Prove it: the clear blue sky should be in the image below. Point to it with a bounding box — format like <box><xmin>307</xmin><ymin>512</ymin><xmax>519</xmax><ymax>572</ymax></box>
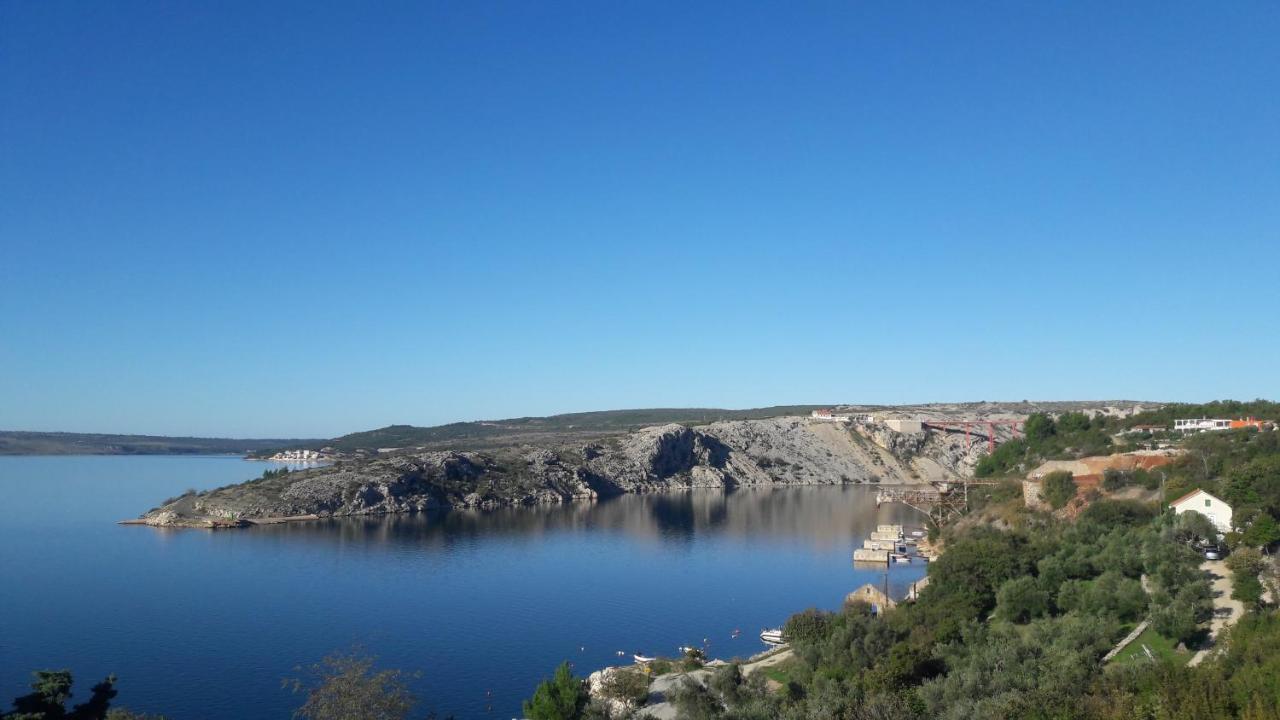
<box><xmin>2</xmin><ymin>2</ymin><xmax>1277</xmax><ymax>438</ymax></box>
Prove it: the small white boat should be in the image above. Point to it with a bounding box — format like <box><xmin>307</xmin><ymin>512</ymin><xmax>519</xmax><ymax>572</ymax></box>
<box><xmin>760</xmin><ymin>628</ymin><xmax>786</xmax><ymax>646</ymax></box>
<box><xmin>893</xmin><ymin>553</ymin><xmax>912</xmax><ymax>563</ymax></box>
<box><xmin>910</xmin><ymin>530</ymin><xmax>925</xmax><ymax>538</ymax></box>
<box><xmin>634</xmin><ymin>653</ymin><xmax>656</xmax><ymax>664</ymax></box>
<box><xmin>677</xmin><ymin>645</ymin><xmax>695</xmax><ymax>654</ymax></box>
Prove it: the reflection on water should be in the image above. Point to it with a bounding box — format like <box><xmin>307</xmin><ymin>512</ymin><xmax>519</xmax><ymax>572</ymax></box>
<box><xmin>0</xmin><ymin>457</ymin><xmax>926</xmax><ymax>720</ymax></box>
<box><xmin>257</xmin><ymin>485</ymin><xmax>915</xmax><ymax>552</ymax></box>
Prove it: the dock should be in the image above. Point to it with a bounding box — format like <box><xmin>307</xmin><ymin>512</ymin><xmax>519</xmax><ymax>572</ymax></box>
<box><xmin>853</xmin><ymin>548</ymin><xmax>890</xmax><ymax>564</ymax></box>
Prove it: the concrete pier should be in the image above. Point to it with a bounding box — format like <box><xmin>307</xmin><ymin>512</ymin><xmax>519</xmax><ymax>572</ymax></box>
<box><xmin>853</xmin><ymin>549</ymin><xmax>890</xmax><ymax>564</ymax></box>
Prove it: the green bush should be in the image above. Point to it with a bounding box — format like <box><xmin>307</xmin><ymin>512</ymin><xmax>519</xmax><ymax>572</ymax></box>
<box><xmin>1226</xmin><ymin>547</ymin><xmax>1265</xmax><ymax>577</ymax></box>
<box><xmin>1232</xmin><ymin>574</ymin><xmax>1264</xmax><ymax>607</ymax></box>
<box><xmin>995</xmin><ymin>576</ymin><xmax>1049</xmax><ymax>623</ymax></box>
<box><xmin>1042</xmin><ymin>471</ymin><xmax>1078</xmax><ymax>510</ymax></box>
<box><xmin>522</xmin><ymin>662</ymin><xmax>587</xmax><ymax>720</ymax></box>
<box><xmin>598</xmin><ymin>669</ymin><xmax>649</xmax><ymax>706</ymax></box>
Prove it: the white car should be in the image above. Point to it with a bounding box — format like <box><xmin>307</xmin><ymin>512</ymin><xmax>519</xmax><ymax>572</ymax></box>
<box><xmin>1204</xmin><ymin>549</ymin><xmax>1222</xmax><ymax>561</ymax></box>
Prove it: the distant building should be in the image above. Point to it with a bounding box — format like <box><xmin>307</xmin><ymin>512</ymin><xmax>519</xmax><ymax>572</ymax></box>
<box><xmin>846</xmin><ymin>583</ymin><xmax>896</xmax><ymax>615</ymax></box>
<box><xmin>811</xmin><ymin>409</ymin><xmax>873</xmax><ymax>423</ymax></box>
<box><xmin>268</xmin><ymin>448</ymin><xmax>329</xmax><ymax>462</ymax></box>
<box><xmin>1170</xmin><ymin>488</ymin><xmax>1233</xmax><ymax>533</ymax></box>
<box><xmin>883</xmin><ymin>419</ymin><xmax>923</xmax><ymax>434</ymax></box>
<box><xmin>904</xmin><ymin>576</ymin><xmax>930</xmax><ymax>602</ymax></box>
<box><xmin>1174</xmin><ymin>417</ymin><xmax>1267</xmax><ymax>433</ymax></box>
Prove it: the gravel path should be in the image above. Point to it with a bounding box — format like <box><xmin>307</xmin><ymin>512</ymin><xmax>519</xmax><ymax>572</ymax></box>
<box><xmin>1189</xmin><ymin>559</ymin><xmax>1245</xmax><ymax>667</ymax></box>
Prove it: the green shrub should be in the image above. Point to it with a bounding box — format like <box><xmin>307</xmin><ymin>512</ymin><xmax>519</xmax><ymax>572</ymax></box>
<box><xmin>523</xmin><ymin>662</ymin><xmax>587</xmax><ymax>720</ymax></box>
<box><xmin>1232</xmin><ymin>574</ymin><xmax>1264</xmax><ymax>608</ymax></box>
<box><xmin>995</xmin><ymin>576</ymin><xmax>1049</xmax><ymax>623</ymax></box>
<box><xmin>599</xmin><ymin>669</ymin><xmax>649</xmax><ymax>706</ymax></box>
<box><xmin>1043</xmin><ymin>471</ymin><xmax>1077</xmax><ymax>509</ymax></box>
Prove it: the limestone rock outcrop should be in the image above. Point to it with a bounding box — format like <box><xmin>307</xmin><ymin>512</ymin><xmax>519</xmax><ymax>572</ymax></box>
<box><xmin>137</xmin><ymin>416</ymin><xmax>983</xmax><ymax>527</ymax></box>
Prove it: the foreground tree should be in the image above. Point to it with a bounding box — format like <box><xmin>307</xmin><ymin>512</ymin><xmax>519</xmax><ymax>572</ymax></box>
<box><xmin>286</xmin><ymin>651</ymin><xmax>416</xmax><ymax>720</ymax></box>
<box><xmin>3</xmin><ymin>670</ymin><xmax>122</xmax><ymax>720</ymax></box>
<box><xmin>522</xmin><ymin>662</ymin><xmax>587</xmax><ymax>720</ymax></box>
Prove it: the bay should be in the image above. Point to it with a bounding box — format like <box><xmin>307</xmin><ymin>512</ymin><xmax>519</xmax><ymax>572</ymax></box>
<box><xmin>0</xmin><ymin>456</ymin><xmax>926</xmax><ymax>718</ymax></box>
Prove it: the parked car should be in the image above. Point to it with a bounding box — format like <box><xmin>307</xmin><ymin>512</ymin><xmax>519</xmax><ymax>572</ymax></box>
<box><xmin>1204</xmin><ymin>549</ymin><xmax>1222</xmax><ymax>561</ymax></box>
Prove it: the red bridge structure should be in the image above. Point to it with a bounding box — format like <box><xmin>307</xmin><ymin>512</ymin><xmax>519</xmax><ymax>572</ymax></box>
<box><xmin>920</xmin><ymin>419</ymin><xmax>1024</xmax><ymax>452</ymax></box>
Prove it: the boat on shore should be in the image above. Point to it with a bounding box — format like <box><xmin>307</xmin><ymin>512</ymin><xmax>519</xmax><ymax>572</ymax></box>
<box><xmin>760</xmin><ymin>628</ymin><xmax>786</xmax><ymax>646</ymax></box>
<box><xmin>634</xmin><ymin>653</ymin><xmax>656</xmax><ymax>663</ymax></box>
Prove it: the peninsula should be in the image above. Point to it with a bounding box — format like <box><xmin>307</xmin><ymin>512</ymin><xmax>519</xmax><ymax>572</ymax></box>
<box><xmin>130</xmin><ymin>401</ymin><xmax>1151</xmax><ymax>528</ymax></box>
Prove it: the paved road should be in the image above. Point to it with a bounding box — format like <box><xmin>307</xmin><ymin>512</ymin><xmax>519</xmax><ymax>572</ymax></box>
<box><xmin>1189</xmin><ymin>559</ymin><xmax>1245</xmax><ymax>666</ymax></box>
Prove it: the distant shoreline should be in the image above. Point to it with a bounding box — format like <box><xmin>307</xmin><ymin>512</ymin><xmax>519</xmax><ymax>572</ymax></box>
<box><xmin>0</xmin><ymin>430</ymin><xmax>319</xmax><ymax>457</ymax></box>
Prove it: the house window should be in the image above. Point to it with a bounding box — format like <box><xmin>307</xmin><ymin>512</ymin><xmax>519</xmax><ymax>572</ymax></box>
<box><xmin>1205</xmin><ymin>499</ymin><xmax>1211</xmax><ymax>508</ymax></box>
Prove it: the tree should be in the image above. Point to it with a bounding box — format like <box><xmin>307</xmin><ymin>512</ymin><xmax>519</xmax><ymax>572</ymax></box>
<box><xmin>995</xmin><ymin>576</ymin><xmax>1049</xmax><ymax>623</ymax></box>
<box><xmin>3</xmin><ymin>670</ymin><xmax>122</xmax><ymax>720</ymax></box>
<box><xmin>1057</xmin><ymin>412</ymin><xmax>1091</xmax><ymax>434</ymax></box>
<box><xmin>1242</xmin><ymin>513</ymin><xmax>1280</xmax><ymax>549</ymax></box>
<box><xmin>1151</xmin><ymin>596</ymin><xmax>1199</xmax><ymax>645</ymax></box>
<box><xmin>286</xmin><ymin>651</ymin><xmax>416</xmax><ymax>720</ymax></box>
<box><xmin>1174</xmin><ymin>510</ymin><xmax>1220</xmax><ymax>545</ymax></box>
<box><xmin>1042</xmin><ymin>471</ymin><xmax>1077</xmax><ymax>510</ymax></box>
<box><xmin>522</xmin><ymin>662</ymin><xmax>587</xmax><ymax>720</ymax></box>
<box><xmin>1024</xmin><ymin>413</ymin><xmax>1057</xmax><ymax>443</ymax></box>
<box><xmin>1102</xmin><ymin>469</ymin><xmax>1129</xmax><ymax>492</ymax></box>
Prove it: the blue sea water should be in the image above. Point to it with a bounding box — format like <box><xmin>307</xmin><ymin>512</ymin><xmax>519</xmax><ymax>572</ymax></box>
<box><xmin>0</xmin><ymin>455</ymin><xmax>925</xmax><ymax>718</ymax></box>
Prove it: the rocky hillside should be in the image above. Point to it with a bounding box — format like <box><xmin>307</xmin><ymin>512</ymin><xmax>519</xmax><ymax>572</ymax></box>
<box><xmin>134</xmin><ymin>416</ymin><xmax>984</xmax><ymax>527</ymax></box>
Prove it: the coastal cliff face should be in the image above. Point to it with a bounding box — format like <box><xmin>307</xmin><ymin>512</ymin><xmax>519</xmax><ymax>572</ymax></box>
<box><xmin>137</xmin><ymin>417</ymin><xmax>981</xmax><ymax>527</ymax></box>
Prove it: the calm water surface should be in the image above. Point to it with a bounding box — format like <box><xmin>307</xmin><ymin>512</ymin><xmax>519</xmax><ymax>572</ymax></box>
<box><xmin>0</xmin><ymin>456</ymin><xmax>925</xmax><ymax>718</ymax></box>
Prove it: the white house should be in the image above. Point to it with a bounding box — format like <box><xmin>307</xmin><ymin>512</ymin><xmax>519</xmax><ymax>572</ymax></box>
<box><xmin>1175</xmin><ymin>418</ymin><xmax>1232</xmax><ymax>432</ymax></box>
<box><xmin>1170</xmin><ymin>488</ymin><xmax>1233</xmax><ymax>534</ymax></box>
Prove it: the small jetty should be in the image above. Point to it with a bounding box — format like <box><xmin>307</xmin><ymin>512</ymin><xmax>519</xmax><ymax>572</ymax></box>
<box><xmin>853</xmin><ymin>525</ymin><xmax>933</xmax><ymax>565</ymax></box>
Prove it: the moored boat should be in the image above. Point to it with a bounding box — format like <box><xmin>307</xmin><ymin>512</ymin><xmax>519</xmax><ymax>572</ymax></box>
<box><xmin>760</xmin><ymin>628</ymin><xmax>786</xmax><ymax>646</ymax></box>
<box><xmin>634</xmin><ymin>653</ymin><xmax>656</xmax><ymax>663</ymax></box>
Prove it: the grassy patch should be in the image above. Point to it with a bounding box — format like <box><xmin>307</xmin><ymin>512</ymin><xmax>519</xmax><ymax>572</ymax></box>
<box><xmin>1109</xmin><ymin>625</ymin><xmax>1191</xmax><ymax>667</ymax></box>
<box><xmin>759</xmin><ymin>656</ymin><xmax>803</xmax><ymax>684</ymax></box>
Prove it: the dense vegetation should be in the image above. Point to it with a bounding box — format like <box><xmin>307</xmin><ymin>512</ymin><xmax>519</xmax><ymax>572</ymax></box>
<box><xmin>1123</xmin><ymin>400</ymin><xmax>1280</xmax><ymax>429</ymax></box>
<box><xmin>974</xmin><ymin>411</ymin><xmax>1119</xmax><ymax>477</ymax></box>
<box><xmin>521</xmin><ymin>402</ymin><xmax>1280</xmax><ymax>720</ymax></box>
<box><xmin>612</xmin><ymin>498</ymin><xmax>1275</xmax><ymax>720</ymax></box>
<box><xmin>1151</xmin><ymin>428</ymin><xmax>1280</xmax><ymax>549</ymax></box>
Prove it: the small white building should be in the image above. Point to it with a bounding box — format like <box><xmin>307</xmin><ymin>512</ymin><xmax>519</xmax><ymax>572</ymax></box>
<box><xmin>1170</xmin><ymin>488</ymin><xmax>1233</xmax><ymax>534</ymax></box>
<box><xmin>811</xmin><ymin>409</ymin><xmax>875</xmax><ymax>423</ymax></box>
<box><xmin>883</xmin><ymin>418</ymin><xmax>923</xmax><ymax>434</ymax></box>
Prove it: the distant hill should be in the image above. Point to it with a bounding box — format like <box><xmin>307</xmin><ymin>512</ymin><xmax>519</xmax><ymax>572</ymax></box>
<box><xmin>0</xmin><ymin>431</ymin><xmax>320</xmax><ymax>456</ymax></box>
<box><xmin>278</xmin><ymin>406</ymin><xmax>834</xmax><ymax>454</ymax></box>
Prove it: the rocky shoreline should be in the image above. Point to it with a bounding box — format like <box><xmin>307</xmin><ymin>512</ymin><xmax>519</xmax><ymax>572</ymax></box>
<box><xmin>130</xmin><ymin>417</ymin><xmax>982</xmax><ymax>529</ymax></box>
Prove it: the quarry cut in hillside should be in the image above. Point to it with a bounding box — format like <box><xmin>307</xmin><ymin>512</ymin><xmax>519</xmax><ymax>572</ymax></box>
<box><xmin>134</xmin><ymin>416</ymin><xmax>986</xmax><ymax>527</ymax></box>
